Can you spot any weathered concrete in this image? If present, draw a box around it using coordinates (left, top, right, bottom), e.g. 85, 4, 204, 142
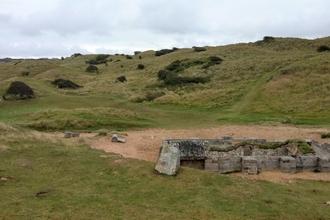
296, 156, 318, 172
64, 131, 79, 138
280, 156, 296, 173
256, 156, 280, 170
155, 144, 180, 176
218, 157, 242, 174
318, 157, 330, 172
242, 157, 258, 174
111, 134, 126, 143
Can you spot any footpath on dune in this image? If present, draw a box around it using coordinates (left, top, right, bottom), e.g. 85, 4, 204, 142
86, 125, 330, 183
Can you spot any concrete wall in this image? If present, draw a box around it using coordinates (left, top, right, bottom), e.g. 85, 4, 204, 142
162, 138, 329, 174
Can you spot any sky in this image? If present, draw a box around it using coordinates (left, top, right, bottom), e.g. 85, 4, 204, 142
1, 0, 330, 58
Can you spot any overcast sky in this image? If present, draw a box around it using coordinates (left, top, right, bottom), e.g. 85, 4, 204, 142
1, 0, 330, 58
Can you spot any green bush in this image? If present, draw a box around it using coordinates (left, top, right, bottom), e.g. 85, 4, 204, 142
155, 48, 178, 56
21, 71, 30, 76
52, 79, 82, 89
116, 76, 127, 82
193, 47, 206, 52
95, 54, 110, 61
164, 76, 210, 86
2, 81, 34, 100
165, 60, 183, 72
126, 55, 133, 60
72, 53, 82, 57
86, 65, 99, 73
317, 45, 330, 52
202, 56, 223, 69
157, 69, 175, 81
263, 36, 275, 42
134, 51, 141, 55
145, 91, 165, 101
321, 133, 330, 138
137, 64, 145, 70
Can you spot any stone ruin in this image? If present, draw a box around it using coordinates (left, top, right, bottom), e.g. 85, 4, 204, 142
156, 136, 330, 175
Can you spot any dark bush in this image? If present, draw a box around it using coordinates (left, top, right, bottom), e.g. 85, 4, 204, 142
155, 48, 176, 56
134, 51, 141, 55
96, 54, 110, 61
193, 47, 206, 52
137, 64, 145, 70
52, 78, 82, 89
146, 91, 165, 101
21, 71, 30, 76
263, 36, 275, 42
139, 56, 142, 59
86, 65, 99, 73
3, 81, 34, 100
202, 56, 223, 69
157, 69, 175, 81
165, 60, 183, 72
126, 55, 133, 59
85, 59, 99, 65
61, 57, 65, 60
317, 45, 330, 52
116, 76, 127, 82
72, 53, 82, 57
321, 133, 330, 138
164, 76, 210, 86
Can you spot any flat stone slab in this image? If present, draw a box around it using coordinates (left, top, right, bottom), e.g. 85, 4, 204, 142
111, 134, 126, 143
155, 144, 180, 176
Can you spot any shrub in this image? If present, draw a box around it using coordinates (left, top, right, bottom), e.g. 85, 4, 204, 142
193, 47, 206, 52
51, 78, 82, 89
146, 91, 165, 101
321, 133, 330, 138
95, 54, 110, 61
86, 65, 99, 73
137, 64, 145, 70
155, 48, 177, 56
317, 45, 330, 52
164, 76, 210, 86
72, 53, 82, 57
85, 59, 99, 65
134, 51, 141, 55
263, 36, 275, 42
2, 81, 34, 100
116, 76, 127, 82
139, 56, 142, 59
157, 69, 175, 81
126, 55, 133, 60
202, 56, 223, 69
21, 71, 30, 76
165, 60, 183, 72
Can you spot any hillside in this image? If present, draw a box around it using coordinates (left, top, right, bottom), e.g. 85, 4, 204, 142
1, 36, 330, 130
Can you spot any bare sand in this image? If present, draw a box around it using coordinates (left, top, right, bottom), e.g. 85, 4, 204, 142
86, 125, 330, 183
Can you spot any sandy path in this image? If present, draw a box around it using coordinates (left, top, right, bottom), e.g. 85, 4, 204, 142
87, 125, 330, 183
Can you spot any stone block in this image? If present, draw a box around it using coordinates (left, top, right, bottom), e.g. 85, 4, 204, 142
256, 156, 280, 170
218, 157, 242, 173
280, 156, 296, 173
155, 144, 180, 176
242, 156, 258, 174
318, 157, 330, 172
296, 156, 318, 172
204, 158, 218, 173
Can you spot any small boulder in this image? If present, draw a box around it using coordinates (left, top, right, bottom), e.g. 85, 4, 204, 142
155, 144, 180, 175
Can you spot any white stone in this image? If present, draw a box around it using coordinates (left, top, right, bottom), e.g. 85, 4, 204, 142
155, 144, 180, 176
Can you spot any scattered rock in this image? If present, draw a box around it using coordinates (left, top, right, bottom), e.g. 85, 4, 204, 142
324, 201, 330, 206
111, 134, 126, 143
64, 131, 80, 138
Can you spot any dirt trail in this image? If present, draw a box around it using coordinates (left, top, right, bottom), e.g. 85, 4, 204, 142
86, 125, 330, 183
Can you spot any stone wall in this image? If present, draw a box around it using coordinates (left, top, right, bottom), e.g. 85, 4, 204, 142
162, 138, 330, 174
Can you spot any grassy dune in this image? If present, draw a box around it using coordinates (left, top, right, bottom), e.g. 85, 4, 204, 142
1, 37, 330, 219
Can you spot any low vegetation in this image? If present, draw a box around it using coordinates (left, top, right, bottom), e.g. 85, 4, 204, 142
2, 81, 34, 100
52, 78, 82, 89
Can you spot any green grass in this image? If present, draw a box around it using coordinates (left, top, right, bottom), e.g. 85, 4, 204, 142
1, 126, 330, 219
